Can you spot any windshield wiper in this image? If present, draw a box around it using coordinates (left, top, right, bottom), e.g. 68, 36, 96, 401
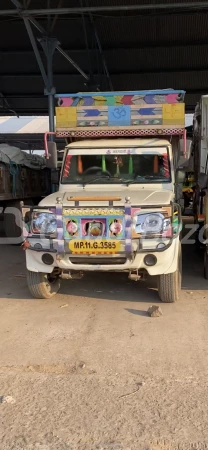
83, 175, 125, 186
83, 175, 111, 186
141, 175, 167, 179
126, 175, 167, 185
125, 176, 146, 185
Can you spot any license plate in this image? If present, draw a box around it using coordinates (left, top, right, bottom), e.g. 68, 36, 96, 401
69, 239, 120, 254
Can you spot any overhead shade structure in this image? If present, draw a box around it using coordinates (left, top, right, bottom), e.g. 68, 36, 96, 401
0, 114, 193, 132
0, 116, 60, 150
0, 113, 193, 150
0, 116, 50, 134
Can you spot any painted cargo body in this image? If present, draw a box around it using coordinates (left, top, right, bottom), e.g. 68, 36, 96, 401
55, 89, 185, 135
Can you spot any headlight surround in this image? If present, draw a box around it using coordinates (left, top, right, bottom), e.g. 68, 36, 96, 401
31, 211, 57, 235
134, 212, 172, 236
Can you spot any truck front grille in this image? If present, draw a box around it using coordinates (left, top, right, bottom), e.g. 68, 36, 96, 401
69, 257, 127, 265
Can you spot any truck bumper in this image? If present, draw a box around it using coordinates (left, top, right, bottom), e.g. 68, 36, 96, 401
25, 237, 180, 276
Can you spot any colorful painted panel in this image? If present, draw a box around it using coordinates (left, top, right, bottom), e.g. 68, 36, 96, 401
56, 90, 185, 107
63, 214, 125, 240
162, 103, 185, 125
76, 106, 108, 127
55, 90, 185, 131
56, 106, 77, 128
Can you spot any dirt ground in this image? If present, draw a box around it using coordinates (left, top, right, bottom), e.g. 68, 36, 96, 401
0, 238, 208, 450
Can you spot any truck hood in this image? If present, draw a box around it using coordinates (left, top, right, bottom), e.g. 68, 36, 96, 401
39, 188, 173, 207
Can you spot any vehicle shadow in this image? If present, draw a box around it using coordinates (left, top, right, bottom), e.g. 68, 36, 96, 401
182, 242, 208, 290
61, 271, 160, 303
0, 240, 206, 303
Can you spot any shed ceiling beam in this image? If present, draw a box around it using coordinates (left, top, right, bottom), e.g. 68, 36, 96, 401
0, 92, 17, 116
4, 41, 208, 54
2, 67, 208, 77
88, 8, 113, 90
55, 47, 89, 80
50, 0, 63, 33
4, 2, 208, 16
4, 90, 203, 95
23, 18, 49, 89
29, 13, 90, 80
10, 0, 89, 81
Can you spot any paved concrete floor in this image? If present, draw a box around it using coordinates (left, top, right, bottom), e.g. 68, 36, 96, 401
0, 240, 207, 450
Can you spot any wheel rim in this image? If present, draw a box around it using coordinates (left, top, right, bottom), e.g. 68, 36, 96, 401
45, 272, 59, 288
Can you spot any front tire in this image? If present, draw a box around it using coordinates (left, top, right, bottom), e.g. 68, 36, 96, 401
26, 269, 61, 299
157, 243, 182, 303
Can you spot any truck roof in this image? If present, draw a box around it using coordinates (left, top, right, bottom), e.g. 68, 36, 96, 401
56, 89, 185, 98
66, 138, 171, 148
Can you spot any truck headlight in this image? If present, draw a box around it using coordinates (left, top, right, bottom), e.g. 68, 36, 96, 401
134, 213, 170, 235
32, 212, 57, 235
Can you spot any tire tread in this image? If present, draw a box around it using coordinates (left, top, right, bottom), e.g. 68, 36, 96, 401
157, 243, 182, 303
26, 270, 60, 299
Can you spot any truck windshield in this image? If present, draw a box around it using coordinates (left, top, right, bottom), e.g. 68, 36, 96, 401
61, 147, 171, 184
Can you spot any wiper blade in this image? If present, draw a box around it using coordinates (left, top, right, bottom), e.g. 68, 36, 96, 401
125, 176, 146, 185
83, 175, 110, 186
142, 175, 166, 179
126, 175, 167, 185
83, 176, 125, 186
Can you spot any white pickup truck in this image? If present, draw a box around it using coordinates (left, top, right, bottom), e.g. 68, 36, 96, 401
22, 89, 189, 302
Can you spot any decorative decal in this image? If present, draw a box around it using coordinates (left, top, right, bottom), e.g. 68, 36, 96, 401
65, 218, 79, 237
162, 103, 185, 125
63, 208, 124, 216
109, 218, 123, 237
108, 105, 131, 126
56, 106, 77, 128
81, 219, 106, 237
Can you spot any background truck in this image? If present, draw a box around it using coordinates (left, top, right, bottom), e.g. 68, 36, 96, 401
0, 144, 51, 241
22, 89, 191, 302
192, 95, 208, 278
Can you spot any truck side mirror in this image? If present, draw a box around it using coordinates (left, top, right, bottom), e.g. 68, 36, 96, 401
177, 138, 192, 169
176, 170, 186, 183
46, 141, 57, 169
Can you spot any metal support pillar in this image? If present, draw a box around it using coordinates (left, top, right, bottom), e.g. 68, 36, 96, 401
39, 37, 58, 135
23, 18, 49, 90
23, 17, 56, 135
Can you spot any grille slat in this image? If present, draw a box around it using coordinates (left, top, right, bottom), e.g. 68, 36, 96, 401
69, 257, 127, 265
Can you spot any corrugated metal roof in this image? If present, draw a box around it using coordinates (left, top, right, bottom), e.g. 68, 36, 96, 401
0, 0, 207, 114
